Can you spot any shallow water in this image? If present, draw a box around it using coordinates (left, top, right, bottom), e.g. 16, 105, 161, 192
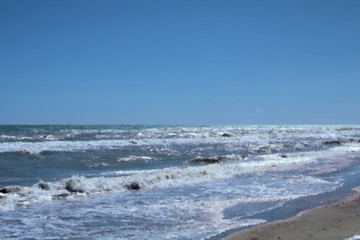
1, 125, 360, 239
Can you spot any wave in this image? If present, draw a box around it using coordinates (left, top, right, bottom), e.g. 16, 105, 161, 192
0, 138, 211, 154
0, 134, 358, 155
2, 144, 359, 211
1, 125, 359, 143
0, 136, 284, 154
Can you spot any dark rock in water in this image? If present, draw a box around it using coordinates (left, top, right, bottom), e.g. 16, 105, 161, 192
38, 181, 50, 190
129, 140, 137, 144
165, 175, 175, 180
0, 188, 9, 194
323, 140, 342, 145
279, 154, 288, 158
190, 158, 219, 164
65, 181, 84, 193
221, 133, 231, 137
52, 193, 70, 200
256, 147, 270, 154
125, 181, 141, 191
0, 186, 22, 194
189, 156, 230, 165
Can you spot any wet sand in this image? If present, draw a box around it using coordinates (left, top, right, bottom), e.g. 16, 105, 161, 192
225, 188, 360, 240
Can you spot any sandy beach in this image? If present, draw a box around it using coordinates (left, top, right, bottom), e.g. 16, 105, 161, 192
225, 187, 360, 240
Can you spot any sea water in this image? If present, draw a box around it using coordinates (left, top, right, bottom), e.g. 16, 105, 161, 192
0, 125, 360, 239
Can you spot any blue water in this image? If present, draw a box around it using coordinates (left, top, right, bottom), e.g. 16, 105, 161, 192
1, 125, 360, 239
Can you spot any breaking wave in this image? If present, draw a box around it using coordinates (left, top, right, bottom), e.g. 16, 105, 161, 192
2, 143, 359, 211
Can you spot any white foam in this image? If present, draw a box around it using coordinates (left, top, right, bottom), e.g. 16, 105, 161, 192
344, 235, 360, 240
116, 156, 152, 162
1, 125, 359, 154
2, 143, 357, 211
0, 137, 222, 154
2, 125, 360, 239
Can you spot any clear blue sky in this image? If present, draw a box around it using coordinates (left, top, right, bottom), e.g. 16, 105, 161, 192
1, 0, 359, 125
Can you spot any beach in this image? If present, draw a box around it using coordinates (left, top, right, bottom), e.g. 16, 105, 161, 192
1, 125, 360, 239
225, 187, 360, 240
2, 0, 360, 239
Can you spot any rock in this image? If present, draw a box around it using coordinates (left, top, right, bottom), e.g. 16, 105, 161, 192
0, 188, 9, 194
323, 140, 342, 145
52, 193, 70, 200
0, 186, 22, 194
125, 181, 141, 191
165, 175, 175, 180
221, 133, 231, 137
190, 158, 219, 164
279, 154, 288, 158
189, 156, 229, 165
65, 180, 84, 193
37, 181, 50, 190
256, 147, 270, 154
129, 141, 137, 144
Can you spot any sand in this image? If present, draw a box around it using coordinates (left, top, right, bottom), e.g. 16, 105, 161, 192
225, 188, 360, 240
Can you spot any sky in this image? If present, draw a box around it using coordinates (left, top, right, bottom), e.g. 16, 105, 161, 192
1, 0, 359, 125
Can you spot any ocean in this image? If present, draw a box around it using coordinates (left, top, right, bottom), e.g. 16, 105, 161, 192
1, 125, 360, 239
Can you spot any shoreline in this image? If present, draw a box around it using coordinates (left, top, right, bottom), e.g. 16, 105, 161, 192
224, 187, 360, 240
